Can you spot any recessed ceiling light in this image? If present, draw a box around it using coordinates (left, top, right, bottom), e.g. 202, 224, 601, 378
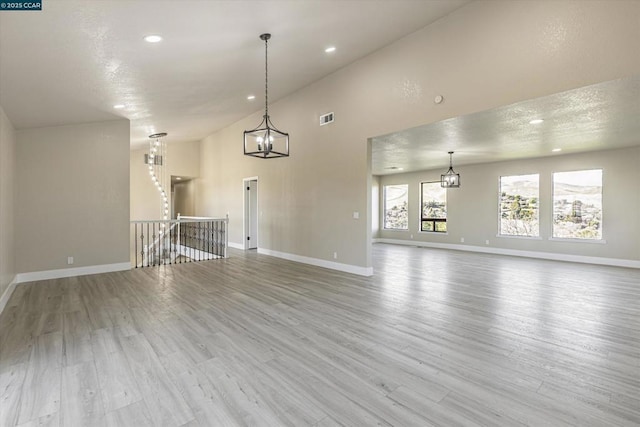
144, 35, 163, 43
247, 95, 255, 100
113, 104, 125, 109
529, 119, 544, 124
552, 148, 562, 152
176, 177, 182, 180
325, 46, 336, 53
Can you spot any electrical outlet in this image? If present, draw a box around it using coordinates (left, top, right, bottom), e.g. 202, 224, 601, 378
67, 256, 74, 265
485, 240, 490, 245
352, 211, 359, 219
410, 234, 414, 239
333, 252, 338, 259
460, 237, 465, 243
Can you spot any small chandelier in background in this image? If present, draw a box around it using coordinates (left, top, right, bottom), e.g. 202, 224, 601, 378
244, 33, 289, 159
147, 132, 170, 222
441, 151, 460, 188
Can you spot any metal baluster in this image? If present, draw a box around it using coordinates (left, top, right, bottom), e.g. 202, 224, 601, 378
134, 223, 138, 268
170, 221, 173, 264
152, 222, 156, 267
162, 221, 165, 265
140, 224, 145, 267
224, 218, 228, 258
142, 223, 151, 267
214, 220, 219, 258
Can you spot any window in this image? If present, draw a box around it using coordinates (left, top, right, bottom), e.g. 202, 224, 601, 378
553, 169, 602, 239
499, 174, 539, 237
383, 184, 408, 229
420, 182, 447, 232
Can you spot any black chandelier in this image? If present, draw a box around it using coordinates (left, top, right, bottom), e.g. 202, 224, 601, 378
243, 33, 289, 159
441, 151, 460, 188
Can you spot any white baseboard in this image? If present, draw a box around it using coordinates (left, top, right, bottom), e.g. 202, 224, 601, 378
16, 262, 132, 284
258, 248, 373, 277
228, 242, 244, 250
375, 238, 640, 269
0, 276, 18, 314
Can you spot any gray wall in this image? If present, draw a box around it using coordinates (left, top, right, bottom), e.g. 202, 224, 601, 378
195, 1, 640, 271
16, 120, 130, 273
378, 147, 640, 263
173, 180, 196, 218
0, 106, 16, 298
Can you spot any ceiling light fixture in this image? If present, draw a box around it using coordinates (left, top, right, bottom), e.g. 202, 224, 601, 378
144, 35, 163, 43
325, 46, 336, 53
247, 95, 255, 100
147, 132, 169, 222
529, 119, 544, 124
552, 148, 562, 152
441, 151, 460, 188
243, 33, 289, 159
113, 104, 125, 109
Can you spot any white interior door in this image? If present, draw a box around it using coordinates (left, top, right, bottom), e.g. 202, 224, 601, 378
244, 178, 258, 249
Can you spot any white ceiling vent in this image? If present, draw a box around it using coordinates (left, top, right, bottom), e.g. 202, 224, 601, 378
320, 112, 334, 126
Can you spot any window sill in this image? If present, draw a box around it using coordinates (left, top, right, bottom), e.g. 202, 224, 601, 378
382, 228, 409, 232
496, 234, 542, 240
419, 231, 448, 235
548, 237, 607, 244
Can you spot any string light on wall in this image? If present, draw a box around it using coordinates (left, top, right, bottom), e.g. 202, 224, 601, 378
243, 33, 290, 158
440, 151, 461, 188
147, 132, 170, 226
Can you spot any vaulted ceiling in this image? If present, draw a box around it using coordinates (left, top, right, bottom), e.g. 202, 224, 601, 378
0, 0, 469, 148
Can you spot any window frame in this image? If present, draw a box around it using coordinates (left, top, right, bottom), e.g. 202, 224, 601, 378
551, 169, 603, 241
498, 173, 540, 238
419, 181, 447, 233
383, 184, 409, 230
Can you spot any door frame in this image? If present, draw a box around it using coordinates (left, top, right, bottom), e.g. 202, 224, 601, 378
242, 176, 259, 250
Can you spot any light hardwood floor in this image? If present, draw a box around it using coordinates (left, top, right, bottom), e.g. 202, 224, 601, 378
1, 244, 639, 426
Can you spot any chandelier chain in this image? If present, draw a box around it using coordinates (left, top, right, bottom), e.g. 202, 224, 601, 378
264, 36, 268, 119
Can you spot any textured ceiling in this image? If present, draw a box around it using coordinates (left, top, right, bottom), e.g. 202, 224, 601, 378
0, 0, 469, 148
372, 75, 640, 175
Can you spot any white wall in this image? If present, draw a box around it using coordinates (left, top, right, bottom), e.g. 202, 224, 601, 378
0, 105, 16, 301
378, 148, 640, 264
16, 120, 130, 274
196, 1, 640, 273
